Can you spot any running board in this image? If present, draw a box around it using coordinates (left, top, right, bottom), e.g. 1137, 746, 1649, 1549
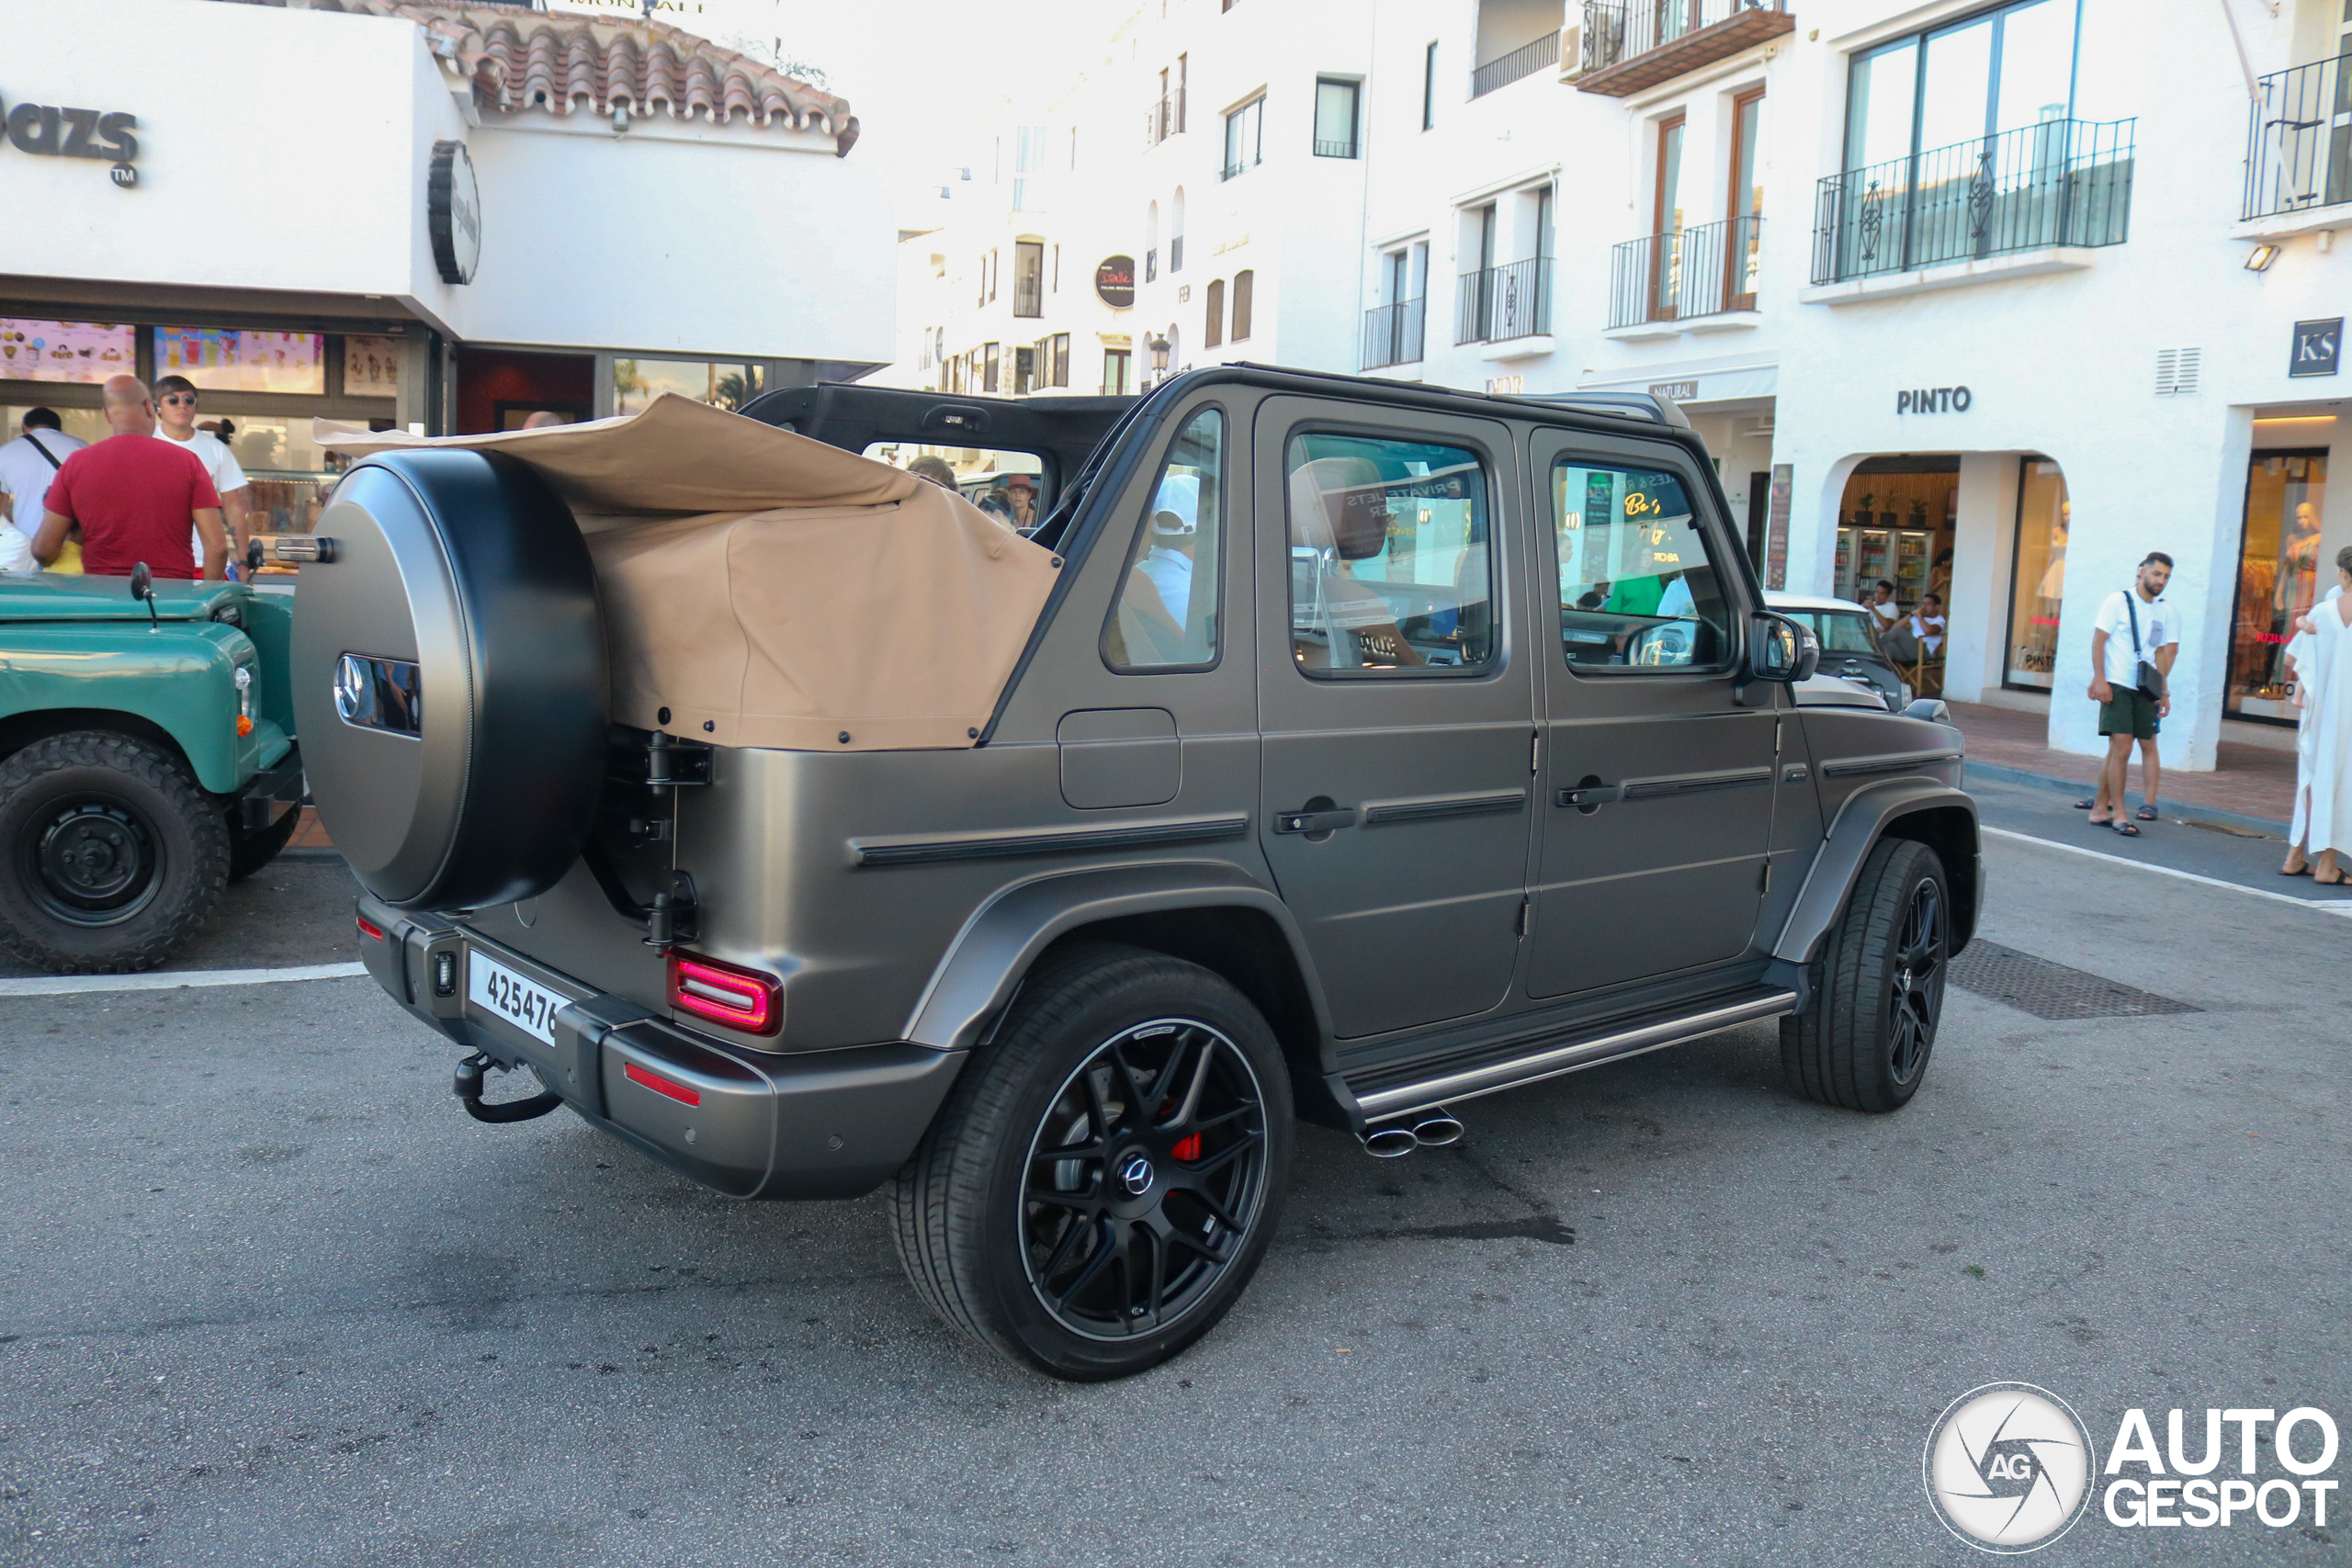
1347, 989, 1799, 1121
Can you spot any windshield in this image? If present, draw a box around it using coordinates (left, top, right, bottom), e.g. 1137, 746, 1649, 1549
1785, 608, 1884, 656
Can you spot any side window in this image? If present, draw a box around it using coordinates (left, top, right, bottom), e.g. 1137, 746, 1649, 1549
1106, 408, 1224, 671
1286, 432, 1493, 674
1553, 459, 1731, 669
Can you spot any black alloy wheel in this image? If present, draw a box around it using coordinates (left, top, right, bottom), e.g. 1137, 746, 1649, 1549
891, 943, 1295, 1380
1887, 877, 1946, 1088
1780, 836, 1950, 1113
1020, 1018, 1272, 1341
0, 731, 230, 974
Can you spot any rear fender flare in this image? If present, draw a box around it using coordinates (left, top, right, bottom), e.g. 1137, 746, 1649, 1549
1772, 780, 1980, 965
903, 861, 1333, 1053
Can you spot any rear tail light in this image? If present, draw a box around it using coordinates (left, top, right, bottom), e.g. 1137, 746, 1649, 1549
667, 953, 782, 1035
356, 914, 385, 942
624, 1060, 702, 1106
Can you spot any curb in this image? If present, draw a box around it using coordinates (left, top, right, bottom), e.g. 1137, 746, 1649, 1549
1963, 760, 2290, 838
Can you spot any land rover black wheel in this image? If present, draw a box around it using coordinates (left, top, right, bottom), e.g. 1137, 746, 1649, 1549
0, 732, 230, 974
891, 943, 1293, 1380
226, 803, 302, 882
1781, 837, 1949, 1113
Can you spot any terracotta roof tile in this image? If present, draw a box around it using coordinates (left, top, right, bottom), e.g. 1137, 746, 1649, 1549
216, 0, 860, 154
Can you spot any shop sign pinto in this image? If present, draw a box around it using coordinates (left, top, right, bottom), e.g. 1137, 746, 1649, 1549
1, 96, 139, 186
1897, 385, 1974, 414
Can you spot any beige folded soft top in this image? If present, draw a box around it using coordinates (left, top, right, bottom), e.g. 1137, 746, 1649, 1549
316, 394, 1059, 751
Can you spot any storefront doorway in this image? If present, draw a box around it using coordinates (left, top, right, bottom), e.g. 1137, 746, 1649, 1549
2003, 456, 2070, 690
2229, 447, 2328, 724
1832, 457, 1958, 608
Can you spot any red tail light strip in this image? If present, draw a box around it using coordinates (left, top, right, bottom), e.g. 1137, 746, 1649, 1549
623, 1060, 702, 1107
667, 953, 782, 1036
356, 915, 386, 942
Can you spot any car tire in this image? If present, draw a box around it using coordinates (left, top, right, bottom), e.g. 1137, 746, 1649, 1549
1780, 837, 1949, 1113
0, 731, 230, 974
227, 804, 302, 882
889, 942, 1294, 1380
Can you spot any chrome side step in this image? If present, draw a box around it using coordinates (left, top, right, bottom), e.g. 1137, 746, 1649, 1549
1350, 990, 1799, 1121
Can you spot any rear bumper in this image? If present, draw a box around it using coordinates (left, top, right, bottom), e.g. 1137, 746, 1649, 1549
356, 896, 966, 1199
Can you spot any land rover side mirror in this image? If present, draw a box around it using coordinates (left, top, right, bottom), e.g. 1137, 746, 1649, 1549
1748, 612, 1818, 684
129, 561, 159, 632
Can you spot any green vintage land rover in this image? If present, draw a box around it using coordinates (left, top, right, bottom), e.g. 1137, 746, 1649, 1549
0, 571, 307, 972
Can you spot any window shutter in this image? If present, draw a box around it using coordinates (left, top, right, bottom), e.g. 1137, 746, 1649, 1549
2154, 346, 2200, 396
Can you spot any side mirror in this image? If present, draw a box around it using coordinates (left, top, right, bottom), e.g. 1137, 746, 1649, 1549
1747, 612, 1819, 684
245, 537, 266, 576
129, 561, 159, 631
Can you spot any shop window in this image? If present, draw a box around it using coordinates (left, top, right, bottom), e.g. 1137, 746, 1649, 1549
983, 344, 1001, 393
1013, 346, 1035, 395
2230, 449, 2329, 722
1107, 407, 1225, 671
0, 319, 135, 384
1204, 280, 1227, 348
1013, 242, 1045, 318
1045, 333, 1070, 389
612, 358, 764, 417
2003, 457, 2070, 690
1102, 347, 1134, 396
1553, 459, 1731, 670
1831, 460, 1957, 608
1286, 431, 1494, 674
1231, 272, 1254, 341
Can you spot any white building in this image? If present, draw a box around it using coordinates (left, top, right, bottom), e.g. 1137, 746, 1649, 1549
6, 0, 889, 528
888, 0, 2352, 775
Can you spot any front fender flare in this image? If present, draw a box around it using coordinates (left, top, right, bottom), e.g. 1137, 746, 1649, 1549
903, 860, 1332, 1052
1772, 779, 1980, 966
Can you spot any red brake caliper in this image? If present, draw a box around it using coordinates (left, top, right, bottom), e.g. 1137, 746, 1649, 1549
1171, 1134, 1201, 1162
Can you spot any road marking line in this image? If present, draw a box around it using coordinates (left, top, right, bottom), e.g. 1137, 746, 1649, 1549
0, 961, 368, 998
1981, 826, 2352, 916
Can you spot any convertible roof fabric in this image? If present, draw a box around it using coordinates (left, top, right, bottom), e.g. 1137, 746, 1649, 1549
316, 395, 1058, 751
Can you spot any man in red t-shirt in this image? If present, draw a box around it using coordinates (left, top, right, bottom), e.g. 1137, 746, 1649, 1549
32, 375, 226, 580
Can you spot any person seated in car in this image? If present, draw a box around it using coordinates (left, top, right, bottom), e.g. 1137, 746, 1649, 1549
1290, 456, 1424, 670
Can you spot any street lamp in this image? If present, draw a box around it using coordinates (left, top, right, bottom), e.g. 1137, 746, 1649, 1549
1148, 333, 1171, 387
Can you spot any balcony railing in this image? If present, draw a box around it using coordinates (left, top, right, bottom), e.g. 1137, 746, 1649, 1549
1577, 0, 1793, 97
1363, 297, 1427, 369
2245, 55, 2352, 220
1012, 278, 1043, 319
1608, 215, 1761, 328
1810, 118, 2135, 285
1471, 29, 1561, 97
1145, 90, 1186, 147
1455, 257, 1553, 344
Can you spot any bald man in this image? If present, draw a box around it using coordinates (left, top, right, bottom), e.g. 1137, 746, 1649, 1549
519, 410, 568, 429
32, 375, 227, 580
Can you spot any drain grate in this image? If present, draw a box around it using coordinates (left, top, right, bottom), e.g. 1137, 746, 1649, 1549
1948, 940, 2200, 1021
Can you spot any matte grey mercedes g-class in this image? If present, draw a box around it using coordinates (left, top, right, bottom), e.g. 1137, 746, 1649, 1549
295, 367, 1976, 1380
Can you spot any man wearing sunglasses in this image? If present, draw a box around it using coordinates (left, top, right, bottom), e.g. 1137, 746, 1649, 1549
152, 375, 251, 560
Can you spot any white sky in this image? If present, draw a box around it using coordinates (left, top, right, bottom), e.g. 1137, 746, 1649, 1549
548, 0, 1101, 227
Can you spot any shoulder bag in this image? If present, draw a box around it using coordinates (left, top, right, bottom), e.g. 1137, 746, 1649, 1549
2126, 592, 2166, 701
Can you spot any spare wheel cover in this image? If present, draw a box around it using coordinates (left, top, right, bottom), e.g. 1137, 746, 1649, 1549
289, 449, 606, 910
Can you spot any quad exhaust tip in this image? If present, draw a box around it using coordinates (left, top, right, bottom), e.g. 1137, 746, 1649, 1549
1358, 1109, 1464, 1157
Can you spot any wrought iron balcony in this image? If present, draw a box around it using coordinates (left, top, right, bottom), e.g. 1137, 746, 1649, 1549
1810, 118, 2135, 286
1363, 297, 1427, 369
1576, 0, 1792, 97
1608, 216, 1761, 328
1145, 90, 1186, 148
1455, 258, 1552, 345
2245, 55, 2352, 220
1472, 30, 1562, 97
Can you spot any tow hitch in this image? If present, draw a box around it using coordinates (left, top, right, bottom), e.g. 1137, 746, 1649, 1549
454, 1051, 564, 1123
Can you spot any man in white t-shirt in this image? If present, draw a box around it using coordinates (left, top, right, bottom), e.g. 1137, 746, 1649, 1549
0, 409, 89, 573
1908, 591, 1947, 656
152, 376, 250, 568
2086, 551, 2177, 835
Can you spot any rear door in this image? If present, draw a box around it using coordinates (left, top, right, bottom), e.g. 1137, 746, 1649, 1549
1252, 396, 1535, 1040
1526, 428, 1779, 998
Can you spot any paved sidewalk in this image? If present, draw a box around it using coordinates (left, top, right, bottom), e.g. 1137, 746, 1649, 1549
1946, 700, 2294, 828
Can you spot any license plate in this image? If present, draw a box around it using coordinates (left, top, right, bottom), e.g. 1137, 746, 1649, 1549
468, 950, 566, 1044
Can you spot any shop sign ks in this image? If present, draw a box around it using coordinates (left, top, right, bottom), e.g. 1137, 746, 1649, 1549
0, 96, 140, 186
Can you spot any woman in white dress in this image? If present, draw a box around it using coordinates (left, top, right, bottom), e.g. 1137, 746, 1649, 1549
2287, 547, 2352, 882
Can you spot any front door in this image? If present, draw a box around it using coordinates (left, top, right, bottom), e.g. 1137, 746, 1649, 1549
1528, 432, 1779, 998
1253, 397, 1535, 1040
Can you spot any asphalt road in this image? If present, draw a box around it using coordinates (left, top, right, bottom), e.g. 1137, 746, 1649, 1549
1, 831, 2346, 1566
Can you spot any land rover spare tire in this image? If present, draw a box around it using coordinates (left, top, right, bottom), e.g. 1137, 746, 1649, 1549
290, 449, 606, 911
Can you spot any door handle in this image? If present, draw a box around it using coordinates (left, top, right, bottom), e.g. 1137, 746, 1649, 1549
1554, 784, 1619, 809
1272, 806, 1358, 835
